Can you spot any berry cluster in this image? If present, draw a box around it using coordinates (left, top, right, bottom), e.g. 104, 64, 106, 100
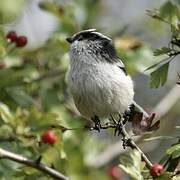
6, 31, 28, 48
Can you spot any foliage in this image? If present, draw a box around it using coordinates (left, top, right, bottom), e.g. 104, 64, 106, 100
0, 0, 179, 179
119, 150, 144, 180
0, 1, 105, 179
146, 1, 180, 88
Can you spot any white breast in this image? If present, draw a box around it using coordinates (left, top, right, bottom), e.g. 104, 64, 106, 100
67, 54, 134, 119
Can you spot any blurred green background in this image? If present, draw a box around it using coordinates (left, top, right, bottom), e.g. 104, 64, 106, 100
0, 0, 179, 179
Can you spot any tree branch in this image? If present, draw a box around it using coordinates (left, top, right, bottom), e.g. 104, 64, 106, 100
118, 120, 153, 169
88, 119, 153, 169
0, 148, 68, 180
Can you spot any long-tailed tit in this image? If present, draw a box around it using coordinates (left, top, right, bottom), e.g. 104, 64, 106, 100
66, 29, 135, 128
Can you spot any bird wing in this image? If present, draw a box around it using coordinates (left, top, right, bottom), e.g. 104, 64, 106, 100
115, 57, 127, 75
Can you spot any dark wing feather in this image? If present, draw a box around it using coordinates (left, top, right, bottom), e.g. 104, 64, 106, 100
116, 58, 127, 75
100, 40, 127, 75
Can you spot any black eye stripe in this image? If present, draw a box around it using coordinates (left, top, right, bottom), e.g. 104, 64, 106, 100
77, 35, 83, 41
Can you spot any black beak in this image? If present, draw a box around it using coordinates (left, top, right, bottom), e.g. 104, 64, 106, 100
66, 37, 73, 43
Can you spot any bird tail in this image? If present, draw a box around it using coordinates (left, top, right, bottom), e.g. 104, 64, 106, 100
132, 100, 149, 118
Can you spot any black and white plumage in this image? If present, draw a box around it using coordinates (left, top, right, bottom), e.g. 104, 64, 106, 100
66, 29, 134, 121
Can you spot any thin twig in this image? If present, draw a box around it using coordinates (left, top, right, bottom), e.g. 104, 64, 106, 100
86, 119, 153, 169
118, 120, 153, 169
128, 139, 153, 168
0, 148, 68, 180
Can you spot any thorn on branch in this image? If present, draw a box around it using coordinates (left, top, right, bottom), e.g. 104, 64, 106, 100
51, 163, 56, 169
35, 155, 42, 164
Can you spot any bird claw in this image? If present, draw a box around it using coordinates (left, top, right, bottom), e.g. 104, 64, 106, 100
91, 115, 101, 132
114, 123, 122, 136
114, 115, 123, 136
94, 121, 101, 132
122, 138, 130, 149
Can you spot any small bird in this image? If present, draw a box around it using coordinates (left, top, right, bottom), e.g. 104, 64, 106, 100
66, 29, 135, 129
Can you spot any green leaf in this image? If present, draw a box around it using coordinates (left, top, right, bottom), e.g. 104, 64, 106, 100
0, 45, 6, 57
166, 144, 180, 159
0, 102, 13, 123
119, 150, 143, 180
6, 87, 34, 107
0, 69, 24, 88
160, 1, 180, 29
144, 136, 175, 141
38, 1, 60, 17
0, 0, 25, 24
155, 172, 173, 180
159, 155, 170, 165
171, 25, 180, 39
147, 1, 180, 29
150, 62, 169, 88
40, 88, 61, 110
154, 47, 172, 56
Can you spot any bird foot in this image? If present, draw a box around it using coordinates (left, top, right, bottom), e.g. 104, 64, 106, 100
91, 115, 101, 132
114, 114, 127, 136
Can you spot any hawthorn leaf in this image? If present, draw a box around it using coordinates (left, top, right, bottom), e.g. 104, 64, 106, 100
166, 144, 180, 159
6, 87, 34, 107
0, 102, 13, 123
150, 62, 169, 88
153, 47, 172, 56
160, 1, 180, 29
155, 172, 174, 180
119, 150, 143, 180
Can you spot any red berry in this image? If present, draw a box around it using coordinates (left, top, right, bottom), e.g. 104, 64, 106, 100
6, 31, 17, 42
15, 36, 28, 47
108, 166, 123, 180
150, 164, 164, 177
41, 129, 58, 145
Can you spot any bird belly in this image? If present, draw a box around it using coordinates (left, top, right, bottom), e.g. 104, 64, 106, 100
68, 63, 134, 119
